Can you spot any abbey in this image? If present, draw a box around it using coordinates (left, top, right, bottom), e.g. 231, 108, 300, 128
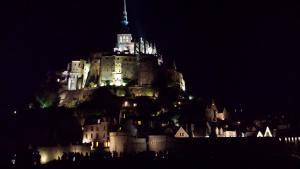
62, 0, 184, 95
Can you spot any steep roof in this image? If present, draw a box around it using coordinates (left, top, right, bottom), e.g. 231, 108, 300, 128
174, 126, 189, 138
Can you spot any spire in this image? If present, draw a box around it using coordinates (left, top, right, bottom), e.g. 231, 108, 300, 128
121, 0, 129, 26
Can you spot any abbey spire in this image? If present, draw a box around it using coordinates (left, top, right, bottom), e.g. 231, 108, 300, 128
114, 0, 158, 55
121, 0, 129, 27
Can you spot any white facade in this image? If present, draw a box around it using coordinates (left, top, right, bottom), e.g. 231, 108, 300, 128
114, 34, 135, 54
68, 60, 90, 90
82, 122, 110, 149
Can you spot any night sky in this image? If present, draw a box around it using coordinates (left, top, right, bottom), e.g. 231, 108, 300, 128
1, 0, 300, 119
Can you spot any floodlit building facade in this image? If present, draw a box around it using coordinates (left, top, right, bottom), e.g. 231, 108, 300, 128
60, 0, 184, 93
82, 120, 110, 149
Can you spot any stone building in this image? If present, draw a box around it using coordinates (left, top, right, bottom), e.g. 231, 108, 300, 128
59, 0, 185, 96
82, 119, 110, 149
109, 132, 170, 156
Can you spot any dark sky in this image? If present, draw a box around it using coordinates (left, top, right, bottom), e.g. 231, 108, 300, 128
1, 0, 300, 118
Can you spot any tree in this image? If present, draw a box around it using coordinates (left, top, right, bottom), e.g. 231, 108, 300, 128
35, 71, 60, 108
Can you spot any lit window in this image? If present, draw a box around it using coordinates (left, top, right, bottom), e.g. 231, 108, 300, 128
104, 141, 110, 147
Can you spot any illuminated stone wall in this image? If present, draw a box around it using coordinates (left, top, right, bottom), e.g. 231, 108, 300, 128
148, 135, 167, 152
64, 53, 185, 95
120, 56, 138, 80
38, 145, 90, 164
87, 58, 101, 87
165, 69, 186, 91
99, 55, 138, 86
68, 60, 90, 90
109, 132, 128, 155
127, 138, 147, 153
100, 56, 114, 83
109, 133, 166, 155
59, 89, 95, 108
82, 63, 90, 88
128, 86, 158, 97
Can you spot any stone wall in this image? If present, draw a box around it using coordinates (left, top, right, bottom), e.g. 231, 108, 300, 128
59, 89, 95, 108
138, 56, 158, 86
148, 135, 168, 152
38, 145, 90, 164
109, 132, 128, 155
109, 133, 169, 155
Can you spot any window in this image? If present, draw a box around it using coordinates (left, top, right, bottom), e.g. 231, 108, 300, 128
85, 134, 88, 139
91, 127, 94, 131
137, 121, 142, 125
91, 133, 93, 139
96, 133, 99, 139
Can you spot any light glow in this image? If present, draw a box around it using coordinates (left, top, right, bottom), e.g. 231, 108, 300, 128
115, 80, 122, 86
40, 153, 48, 164
137, 121, 142, 125
100, 82, 106, 86
104, 141, 110, 147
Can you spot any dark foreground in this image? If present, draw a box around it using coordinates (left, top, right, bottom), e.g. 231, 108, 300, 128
2, 138, 300, 169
